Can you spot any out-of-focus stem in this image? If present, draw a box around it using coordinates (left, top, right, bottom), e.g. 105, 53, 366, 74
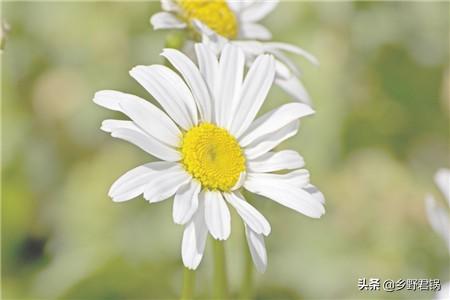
212, 239, 228, 299
181, 267, 195, 300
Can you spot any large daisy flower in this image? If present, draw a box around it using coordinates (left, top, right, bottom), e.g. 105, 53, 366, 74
425, 168, 450, 299
94, 43, 325, 272
150, 0, 318, 104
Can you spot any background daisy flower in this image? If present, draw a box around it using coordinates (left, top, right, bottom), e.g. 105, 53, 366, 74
151, 0, 318, 104
93, 43, 325, 272
151, 0, 278, 40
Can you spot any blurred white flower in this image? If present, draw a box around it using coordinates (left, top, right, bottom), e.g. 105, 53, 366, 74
150, 0, 319, 104
425, 168, 450, 300
94, 43, 325, 272
151, 0, 278, 40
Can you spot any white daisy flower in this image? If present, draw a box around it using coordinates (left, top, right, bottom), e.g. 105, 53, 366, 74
150, 0, 318, 104
151, 0, 278, 41
425, 168, 450, 300
94, 43, 325, 272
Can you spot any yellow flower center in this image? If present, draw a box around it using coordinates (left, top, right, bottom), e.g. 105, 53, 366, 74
181, 123, 245, 191
177, 0, 238, 39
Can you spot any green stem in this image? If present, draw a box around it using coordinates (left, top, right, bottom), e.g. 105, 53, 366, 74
181, 268, 195, 300
212, 239, 228, 299
239, 231, 253, 300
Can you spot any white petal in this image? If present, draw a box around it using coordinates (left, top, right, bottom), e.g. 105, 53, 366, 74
216, 44, 245, 128
435, 168, 450, 205
182, 202, 208, 270
227, 0, 252, 13
229, 54, 275, 137
303, 184, 325, 205
231, 40, 265, 56
224, 192, 270, 235
109, 161, 176, 202
95, 90, 182, 146
194, 43, 220, 110
193, 20, 228, 55
161, 0, 179, 12
425, 194, 450, 251
247, 169, 310, 189
244, 120, 298, 160
161, 48, 212, 122
143, 165, 190, 202
150, 12, 186, 30
268, 48, 301, 78
275, 76, 312, 105
105, 121, 181, 162
204, 191, 231, 240
245, 225, 267, 273
247, 150, 304, 173
239, 0, 278, 22
173, 180, 201, 225
264, 42, 319, 66
129, 65, 198, 130
240, 23, 272, 40
274, 57, 293, 80
240, 102, 314, 146
244, 176, 325, 218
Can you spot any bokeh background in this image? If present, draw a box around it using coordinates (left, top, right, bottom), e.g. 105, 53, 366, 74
2, 1, 449, 299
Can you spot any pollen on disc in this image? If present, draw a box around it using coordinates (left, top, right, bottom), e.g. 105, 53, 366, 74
180, 123, 245, 191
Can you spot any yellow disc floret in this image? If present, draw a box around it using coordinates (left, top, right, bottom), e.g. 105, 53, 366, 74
181, 123, 245, 191
177, 0, 238, 39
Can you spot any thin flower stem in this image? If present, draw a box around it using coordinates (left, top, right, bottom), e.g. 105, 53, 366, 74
212, 239, 228, 299
181, 268, 195, 300
239, 230, 253, 300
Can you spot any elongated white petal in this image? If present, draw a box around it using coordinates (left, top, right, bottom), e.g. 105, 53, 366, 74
182, 202, 208, 270
224, 192, 270, 235
109, 161, 176, 202
161, 48, 212, 122
434, 168, 450, 205
247, 150, 304, 173
274, 57, 292, 80
98, 92, 182, 147
195, 43, 219, 112
240, 23, 272, 40
245, 225, 267, 273
244, 177, 325, 218
216, 44, 245, 128
229, 54, 275, 137
247, 169, 310, 189
193, 20, 227, 56
240, 103, 314, 146
425, 194, 450, 252
268, 48, 300, 77
173, 180, 201, 225
204, 191, 231, 240
106, 121, 180, 162
94, 91, 183, 144
244, 120, 298, 160
130, 65, 198, 130
150, 12, 186, 30
239, 0, 278, 22
161, 0, 179, 12
143, 165, 190, 202
275, 76, 312, 105
303, 184, 325, 205
264, 42, 319, 66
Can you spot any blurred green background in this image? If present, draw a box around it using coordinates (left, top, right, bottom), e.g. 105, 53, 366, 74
2, 1, 449, 299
